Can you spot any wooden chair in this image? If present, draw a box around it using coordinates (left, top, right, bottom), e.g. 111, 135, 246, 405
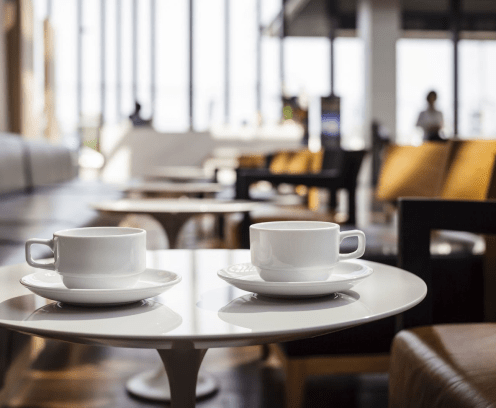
389, 198, 496, 408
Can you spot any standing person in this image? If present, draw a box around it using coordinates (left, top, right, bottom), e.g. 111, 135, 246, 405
129, 101, 151, 127
416, 91, 446, 142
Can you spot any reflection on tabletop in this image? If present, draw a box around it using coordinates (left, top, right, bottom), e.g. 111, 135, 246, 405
0, 295, 182, 337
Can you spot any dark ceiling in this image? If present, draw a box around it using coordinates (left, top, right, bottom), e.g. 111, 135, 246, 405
276, 0, 496, 36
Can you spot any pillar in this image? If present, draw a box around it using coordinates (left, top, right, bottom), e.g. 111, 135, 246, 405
0, 0, 8, 131
358, 0, 400, 145
5, 0, 36, 137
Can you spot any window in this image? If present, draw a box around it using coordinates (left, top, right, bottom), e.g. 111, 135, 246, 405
154, 0, 189, 132
459, 40, 496, 138
397, 38, 454, 144
192, 0, 224, 131
335, 37, 364, 148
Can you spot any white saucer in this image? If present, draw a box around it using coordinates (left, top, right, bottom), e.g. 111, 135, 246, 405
20, 268, 182, 306
217, 261, 373, 298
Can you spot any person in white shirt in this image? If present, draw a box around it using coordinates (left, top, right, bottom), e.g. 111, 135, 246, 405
416, 91, 446, 142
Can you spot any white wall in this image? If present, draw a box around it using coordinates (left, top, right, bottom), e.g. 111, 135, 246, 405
99, 122, 303, 183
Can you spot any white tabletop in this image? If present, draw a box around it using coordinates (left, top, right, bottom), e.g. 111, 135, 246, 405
121, 182, 225, 194
146, 166, 213, 181
0, 250, 426, 349
91, 198, 259, 215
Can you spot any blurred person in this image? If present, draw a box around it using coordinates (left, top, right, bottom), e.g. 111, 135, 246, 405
129, 101, 151, 126
416, 91, 446, 142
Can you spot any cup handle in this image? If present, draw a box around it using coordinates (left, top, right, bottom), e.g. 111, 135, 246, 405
339, 230, 366, 261
25, 238, 55, 270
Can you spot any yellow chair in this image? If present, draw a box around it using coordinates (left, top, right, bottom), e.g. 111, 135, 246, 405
269, 149, 323, 209
375, 142, 452, 202
376, 140, 496, 203
269, 149, 323, 175
440, 140, 496, 200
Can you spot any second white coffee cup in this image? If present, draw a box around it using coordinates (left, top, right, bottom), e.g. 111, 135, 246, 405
250, 221, 366, 282
25, 227, 146, 289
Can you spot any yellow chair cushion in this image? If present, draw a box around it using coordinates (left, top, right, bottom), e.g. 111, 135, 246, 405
375, 143, 452, 201
440, 140, 496, 200
309, 150, 324, 174
269, 151, 292, 174
269, 149, 324, 175
238, 154, 266, 169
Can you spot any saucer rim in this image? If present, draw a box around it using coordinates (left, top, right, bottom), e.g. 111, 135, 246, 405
217, 261, 373, 287
20, 268, 182, 294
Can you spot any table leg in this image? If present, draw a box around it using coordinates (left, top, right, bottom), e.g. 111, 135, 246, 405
217, 214, 225, 241
157, 347, 208, 408
152, 213, 191, 249
240, 212, 252, 249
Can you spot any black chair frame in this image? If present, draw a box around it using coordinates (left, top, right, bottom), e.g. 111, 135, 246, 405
235, 150, 366, 248
398, 198, 496, 329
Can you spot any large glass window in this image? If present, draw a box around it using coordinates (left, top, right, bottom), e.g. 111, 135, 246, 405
335, 37, 364, 148
193, 0, 223, 131
281, 37, 364, 149
284, 37, 330, 97
396, 38, 454, 144
135, 0, 152, 121
459, 40, 496, 138
32, 0, 367, 147
230, 0, 257, 128
81, 0, 101, 118
51, 0, 78, 135
154, 0, 189, 132
261, 36, 281, 125
283, 37, 329, 146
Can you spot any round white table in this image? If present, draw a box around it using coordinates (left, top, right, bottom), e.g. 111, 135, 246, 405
0, 250, 426, 408
121, 181, 226, 198
91, 199, 259, 249
145, 166, 214, 182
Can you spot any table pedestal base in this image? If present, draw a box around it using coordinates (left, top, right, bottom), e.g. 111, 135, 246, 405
155, 347, 209, 408
126, 367, 218, 401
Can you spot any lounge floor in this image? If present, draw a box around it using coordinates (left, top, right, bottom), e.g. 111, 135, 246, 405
3, 339, 388, 408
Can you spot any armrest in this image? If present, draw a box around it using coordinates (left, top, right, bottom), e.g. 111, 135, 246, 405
235, 168, 343, 199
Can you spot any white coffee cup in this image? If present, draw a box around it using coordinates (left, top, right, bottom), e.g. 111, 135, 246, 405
250, 221, 366, 282
25, 227, 146, 289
